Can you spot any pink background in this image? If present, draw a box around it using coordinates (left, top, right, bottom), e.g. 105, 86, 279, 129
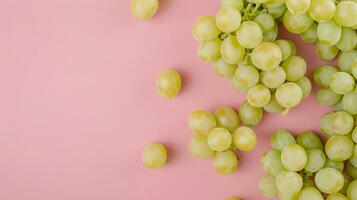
1, 0, 333, 200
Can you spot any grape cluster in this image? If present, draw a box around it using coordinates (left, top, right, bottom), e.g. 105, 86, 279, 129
188, 106, 257, 175
259, 130, 357, 200
193, 0, 311, 116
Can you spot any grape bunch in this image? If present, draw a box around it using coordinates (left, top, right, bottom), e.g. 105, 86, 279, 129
193, 0, 311, 116
259, 130, 357, 200
188, 106, 258, 175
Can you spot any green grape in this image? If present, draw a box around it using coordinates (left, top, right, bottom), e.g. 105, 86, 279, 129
333, 101, 343, 111
260, 67, 286, 89
263, 24, 278, 42
207, 127, 232, 152
304, 149, 326, 173
336, 28, 357, 51
347, 180, 357, 200
264, 95, 288, 114
193, 16, 221, 41
347, 160, 357, 178
261, 149, 285, 176
325, 158, 345, 172
156, 69, 181, 99
316, 88, 342, 106
326, 193, 349, 200
342, 89, 357, 114
281, 144, 307, 171
329, 72, 355, 95
221, 0, 244, 11
285, 0, 311, 15
341, 172, 353, 194
232, 126, 257, 151
351, 157, 357, 168
275, 82, 303, 108
255, 13, 275, 33
282, 56, 307, 82
267, 5, 287, 19
198, 38, 222, 62
236, 21, 263, 49
352, 127, 357, 143
247, 84, 271, 107
212, 150, 238, 175
298, 187, 324, 200
297, 131, 323, 150
325, 135, 354, 161
251, 42, 282, 71
338, 50, 357, 73
320, 112, 336, 137
231, 66, 259, 92
189, 110, 217, 135
212, 58, 237, 77
283, 11, 313, 33
316, 41, 339, 61
221, 36, 245, 64
315, 168, 344, 194
238, 101, 263, 125
214, 106, 239, 132
189, 135, 215, 159
317, 19, 342, 46
300, 23, 317, 43
335, 1, 357, 27
351, 59, 357, 80
295, 77, 312, 100
216, 6, 241, 33
288, 40, 297, 55
274, 39, 296, 61
258, 175, 278, 197
313, 65, 339, 87
308, 0, 336, 22
271, 130, 296, 150
142, 143, 167, 169
331, 111, 354, 135
275, 171, 303, 200
131, 0, 159, 20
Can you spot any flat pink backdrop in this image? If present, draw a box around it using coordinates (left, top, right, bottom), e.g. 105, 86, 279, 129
0, 0, 332, 200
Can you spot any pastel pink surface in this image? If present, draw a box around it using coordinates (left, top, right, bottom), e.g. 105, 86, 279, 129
0, 0, 332, 200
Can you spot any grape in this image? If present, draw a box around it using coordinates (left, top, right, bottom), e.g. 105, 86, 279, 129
221, 0, 244, 11
198, 38, 222, 62
283, 11, 313, 34
275, 82, 303, 108
207, 127, 232, 152
214, 107, 240, 132
329, 72, 355, 95
193, 16, 221, 41
336, 28, 357, 52
263, 24, 278, 42
238, 101, 263, 125
213, 58, 237, 77
282, 56, 307, 82
325, 158, 345, 172
315, 168, 344, 194
231, 66, 260, 92
213, 150, 238, 175
275, 171, 303, 200
326, 193, 349, 200
296, 77, 311, 99
325, 136, 354, 161
335, 1, 357, 27
346, 161, 357, 178
298, 187, 324, 200
271, 130, 296, 150
297, 131, 323, 150
285, 0, 311, 15
351, 157, 357, 168
189, 110, 217, 135
342, 89, 357, 114
305, 149, 326, 173
260, 67, 286, 89
333, 101, 343, 111
189, 135, 215, 159
352, 127, 357, 143
233, 126, 256, 151
313, 65, 339, 87
317, 19, 342, 46
320, 112, 336, 137
255, 13, 275, 33
331, 111, 354, 135
264, 95, 288, 114
236, 21, 263, 49
351, 60, 357, 80
308, 0, 336, 22
142, 143, 167, 169
261, 149, 285, 176
274, 39, 296, 61
220, 36, 245, 64
338, 50, 357, 73
316, 41, 339, 61
267, 5, 287, 19
216, 6, 241, 33
131, 0, 158, 20
247, 84, 271, 107
156, 69, 181, 99
316, 88, 342, 106
258, 175, 278, 197
281, 144, 307, 171
346, 180, 357, 200
251, 42, 282, 71
300, 23, 317, 43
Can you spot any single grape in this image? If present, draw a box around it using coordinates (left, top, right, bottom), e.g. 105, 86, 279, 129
316, 88, 342, 106
236, 21, 263, 49
281, 144, 307, 171
274, 39, 296, 61
346, 180, 357, 200
216, 6, 241, 33
351, 59, 357, 79
255, 13, 275, 33
300, 23, 317, 43
231, 66, 259, 92
329, 72, 355, 95
320, 112, 336, 137
261, 149, 285, 176
282, 56, 307, 82
338, 50, 357, 73
283, 11, 313, 33
142, 143, 167, 169
297, 131, 323, 150
264, 95, 288, 114
156, 69, 181, 99
258, 175, 278, 197
308, 0, 336, 22
189, 110, 217, 135
326, 194, 348, 200
247, 84, 271, 108
285, 0, 311, 15
189, 135, 215, 159
305, 149, 326, 173
221, 35, 245, 64
238, 101, 263, 125
198, 38, 222, 62
336, 28, 357, 52
267, 5, 287, 19
260, 67, 286, 89
331, 111, 354, 135
350, 157, 357, 168
213, 150, 238, 175
214, 107, 239, 132
131, 0, 158, 20
212, 58, 237, 77
263, 24, 278, 42
193, 16, 221, 41
207, 127, 232, 152
342, 89, 357, 114
271, 130, 296, 150
325, 158, 345, 172
325, 135, 354, 161
315, 41, 339, 61
315, 168, 344, 194
275, 82, 303, 108
298, 187, 324, 200
313, 65, 339, 87
233, 126, 257, 151
347, 160, 357, 178
317, 19, 342, 46
352, 127, 357, 143
295, 77, 312, 99
221, 0, 244, 11
251, 42, 282, 71
275, 171, 303, 200
335, 1, 357, 27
